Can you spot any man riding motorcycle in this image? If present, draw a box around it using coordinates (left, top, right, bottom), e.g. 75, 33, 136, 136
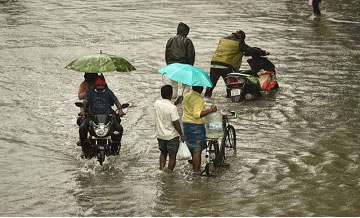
204, 29, 270, 98
79, 76, 125, 157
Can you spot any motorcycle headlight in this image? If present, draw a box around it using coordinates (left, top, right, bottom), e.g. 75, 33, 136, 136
94, 124, 110, 137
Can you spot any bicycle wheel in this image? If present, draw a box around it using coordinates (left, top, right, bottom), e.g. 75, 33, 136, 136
226, 125, 236, 151
203, 140, 216, 176
210, 140, 218, 165
214, 137, 225, 167
204, 162, 210, 175
204, 141, 212, 176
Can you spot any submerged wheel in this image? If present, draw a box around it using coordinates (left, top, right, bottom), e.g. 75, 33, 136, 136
215, 138, 225, 167
98, 150, 105, 166
231, 95, 241, 102
206, 140, 218, 172
226, 125, 236, 151
205, 163, 210, 175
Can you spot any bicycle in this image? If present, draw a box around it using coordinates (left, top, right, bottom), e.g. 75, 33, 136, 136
202, 111, 237, 176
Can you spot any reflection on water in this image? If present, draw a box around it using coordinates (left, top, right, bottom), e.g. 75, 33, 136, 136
0, 0, 359, 216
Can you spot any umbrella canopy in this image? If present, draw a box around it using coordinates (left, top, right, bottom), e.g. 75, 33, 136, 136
65, 51, 136, 73
158, 63, 213, 87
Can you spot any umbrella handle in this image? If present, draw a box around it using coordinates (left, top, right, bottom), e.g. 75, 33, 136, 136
182, 84, 191, 95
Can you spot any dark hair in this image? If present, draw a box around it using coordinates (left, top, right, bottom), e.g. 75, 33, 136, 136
84, 73, 97, 82
192, 86, 203, 94
161, 85, 173, 99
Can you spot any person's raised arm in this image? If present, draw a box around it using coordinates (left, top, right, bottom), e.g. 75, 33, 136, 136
174, 95, 183, 105
200, 105, 217, 118
239, 41, 269, 56
115, 100, 125, 117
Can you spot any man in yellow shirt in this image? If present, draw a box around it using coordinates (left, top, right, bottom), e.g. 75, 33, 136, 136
182, 86, 217, 172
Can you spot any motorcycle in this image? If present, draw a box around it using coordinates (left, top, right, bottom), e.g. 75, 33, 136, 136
75, 102, 129, 166
225, 48, 279, 102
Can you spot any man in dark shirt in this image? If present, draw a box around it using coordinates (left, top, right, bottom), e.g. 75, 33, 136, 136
79, 76, 125, 156
165, 22, 195, 66
165, 22, 195, 99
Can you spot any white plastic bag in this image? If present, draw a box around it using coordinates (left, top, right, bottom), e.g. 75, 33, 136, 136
177, 142, 192, 160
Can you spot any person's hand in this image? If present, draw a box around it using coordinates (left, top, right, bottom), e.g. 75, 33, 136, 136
180, 134, 185, 142
117, 110, 126, 117
174, 95, 183, 105
79, 111, 85, 117
265, 51, 270, 56
209, 105, 217, 113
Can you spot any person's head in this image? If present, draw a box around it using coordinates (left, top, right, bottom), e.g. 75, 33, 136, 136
177, 22, 190, 37
234, 30, 246, 41
161, 85, 173, 100
192, 86, 203, 94
93, 76, 107, 92
84, 73, 97, 82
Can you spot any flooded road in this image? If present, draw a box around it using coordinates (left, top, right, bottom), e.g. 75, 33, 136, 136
0, 0, 359, 216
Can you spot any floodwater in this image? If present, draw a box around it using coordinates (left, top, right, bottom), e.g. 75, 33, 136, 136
1, 0, 360, 216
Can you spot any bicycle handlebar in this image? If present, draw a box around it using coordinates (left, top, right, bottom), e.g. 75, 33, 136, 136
220, 111, 237, 118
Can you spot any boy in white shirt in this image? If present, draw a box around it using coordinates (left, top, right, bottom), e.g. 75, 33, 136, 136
154, 85, 184, 171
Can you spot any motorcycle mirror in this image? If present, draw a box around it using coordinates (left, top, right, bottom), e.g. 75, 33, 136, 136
121, 103, 129, 109
75, 102, 84, 107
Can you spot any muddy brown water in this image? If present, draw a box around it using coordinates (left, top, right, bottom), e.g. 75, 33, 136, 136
0, 0, 359, 216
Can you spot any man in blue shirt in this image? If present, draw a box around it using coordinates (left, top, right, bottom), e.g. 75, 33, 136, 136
79, 76, 125, 157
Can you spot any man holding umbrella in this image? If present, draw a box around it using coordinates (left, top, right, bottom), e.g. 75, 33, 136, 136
158, 63, 217, 172
66, 51, 136, 157
79, 76, 125, 157
182, 86, 217, 173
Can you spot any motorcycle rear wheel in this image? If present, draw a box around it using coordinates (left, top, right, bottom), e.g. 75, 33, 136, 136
231, 95, 241, 102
